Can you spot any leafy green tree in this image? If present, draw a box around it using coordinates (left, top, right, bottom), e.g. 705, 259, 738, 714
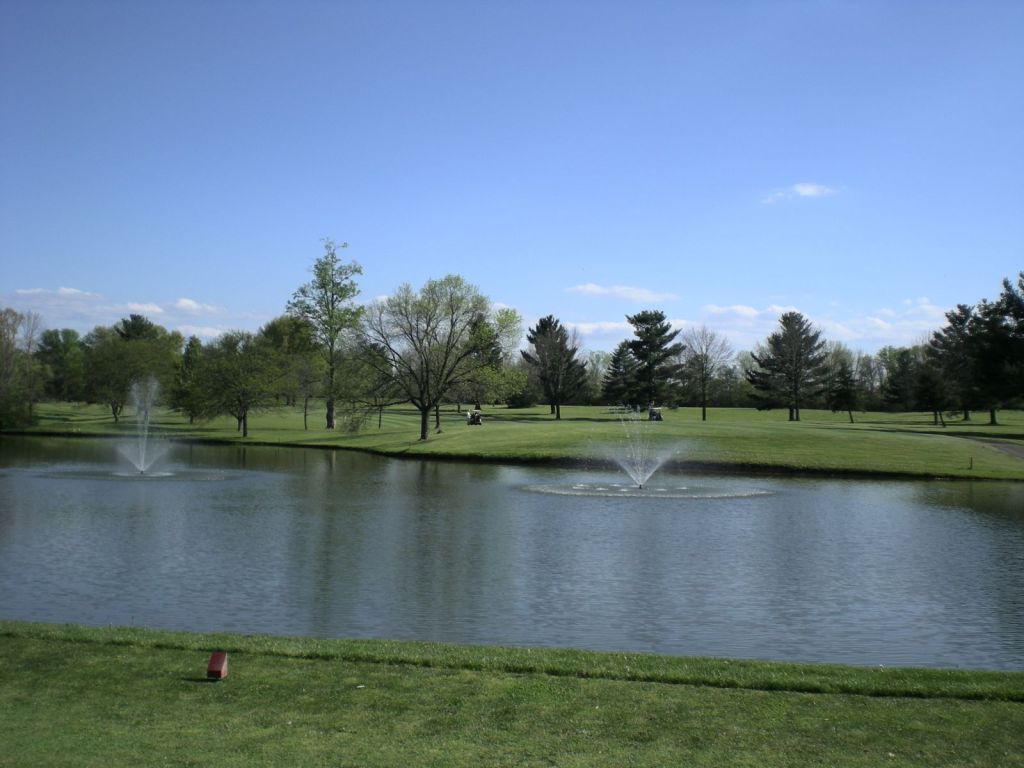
928, 304, 979, 420
915, 358, 953, 426
360, 275, 509, 441
746, 312, 826, 421
452, 308, 523, 413
826, 356, 859, 423
0, 308, 46, 428
169, 335, 206, 424
259, 314, 319, 407
503, 357, 541, 408
82, 316, 183, 422
681, 325, 733, 421
198, 331, 279, 438
82, 326, 130, 421
1001, 272, 1024, 398
968, 273, 1024, 424
287, 239, 362, 430
521, 315, 587, 420
349, 343, 407, 429
854, 352, 884, 411
881, 347, 921, 412
625, 310, 685, 407
601, 341, 639, 406
575, 349, 611, 405
36, 328, 86, 401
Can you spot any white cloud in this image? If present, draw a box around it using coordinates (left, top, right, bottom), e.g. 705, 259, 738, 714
762, 182, 838, 204
125, 302, 164, 314
566, 320, 632, 336
4, 285, 264, 341
174, 297, 222, 313
704, 303, 798, 323
57, 287, 101, 297
16, 286, 100, 298
766, 303, 801, 315
705, 303, 760, 319
567, 283, 679, 303
793, 183, 836, 198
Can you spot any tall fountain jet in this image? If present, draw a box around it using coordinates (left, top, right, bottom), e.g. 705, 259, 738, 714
122, 376, 163, 474
614, 409, 671, 488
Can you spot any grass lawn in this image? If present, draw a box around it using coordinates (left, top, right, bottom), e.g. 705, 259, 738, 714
17, 401, 1024, 480
2, 622, 1023, 767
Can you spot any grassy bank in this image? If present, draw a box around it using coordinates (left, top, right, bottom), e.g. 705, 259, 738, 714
18, 401, 1024, 480
2, 622, 1023, 767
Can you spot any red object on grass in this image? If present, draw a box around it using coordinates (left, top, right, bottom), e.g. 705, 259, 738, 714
207, 652, 228, 679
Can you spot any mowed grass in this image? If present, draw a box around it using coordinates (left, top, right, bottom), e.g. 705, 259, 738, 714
21, 401, 1024, 480
2, 622, 1023, 768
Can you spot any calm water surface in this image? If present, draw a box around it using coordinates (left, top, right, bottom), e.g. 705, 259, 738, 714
2, 436, 1023, 670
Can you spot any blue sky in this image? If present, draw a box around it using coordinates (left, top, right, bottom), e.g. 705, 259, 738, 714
2, 0, 1021, 353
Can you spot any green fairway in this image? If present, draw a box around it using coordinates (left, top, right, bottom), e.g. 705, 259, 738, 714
2, 622, 1022, 767
18, 401, 1024, 480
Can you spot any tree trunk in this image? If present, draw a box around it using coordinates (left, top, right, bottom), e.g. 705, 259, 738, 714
847, 409, 854, 424
962, 407, 971, 421
788, 406, 795, 421
549, 403, 556, 415
326, 396, 336, 429
434, 404, 441, 432
242, 413, 249, 438
303, 396, 309, 430
989, 407, 998, 426
701, 403, 707, 421
419, 407, 429, 441
555, 403, 561, 420
378, 406, 384, 429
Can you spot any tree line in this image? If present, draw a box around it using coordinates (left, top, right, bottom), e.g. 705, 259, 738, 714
1, 247, 1021, 435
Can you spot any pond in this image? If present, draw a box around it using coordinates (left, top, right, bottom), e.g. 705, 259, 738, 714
2, 436, 1023, 670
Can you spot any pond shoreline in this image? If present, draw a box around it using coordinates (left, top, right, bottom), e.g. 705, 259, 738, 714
7, 428, 1021, 483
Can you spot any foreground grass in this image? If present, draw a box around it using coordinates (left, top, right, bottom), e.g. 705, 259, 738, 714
20, 401, 1024, 480
2, 622, 1023, 767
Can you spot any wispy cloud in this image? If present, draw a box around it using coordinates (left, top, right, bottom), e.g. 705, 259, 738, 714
566, 320, 633, 336
16, 286, 100, 298
567, 283, 679, 303
4, 285, 252, 339
57, 287, 101, 298
704, 303, 800, 323
762, 182, 838, 204
125, 302, 164, 314
174, 297, 223, 313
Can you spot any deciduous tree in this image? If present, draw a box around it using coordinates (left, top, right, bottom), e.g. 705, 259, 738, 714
681, 325, 732, 421
360, 275, 511, 441
36, 328, 86, 401
198, 331, 279, 438
287, 240, 362, 430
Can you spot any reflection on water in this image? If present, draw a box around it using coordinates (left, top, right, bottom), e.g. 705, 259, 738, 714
1, 436, 1023, 670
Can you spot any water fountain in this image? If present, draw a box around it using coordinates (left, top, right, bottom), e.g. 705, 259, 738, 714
525, 409, 772, 499
117, 376, 168, 475
612, 409, 672, 488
